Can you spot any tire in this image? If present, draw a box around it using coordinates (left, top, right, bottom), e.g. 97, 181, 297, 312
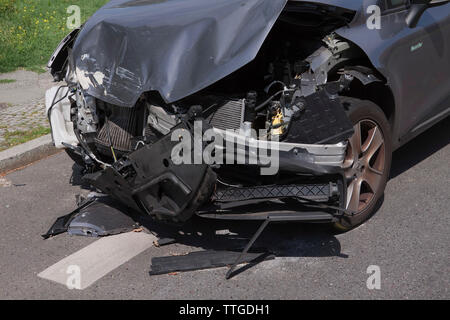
333, 97, 393, 232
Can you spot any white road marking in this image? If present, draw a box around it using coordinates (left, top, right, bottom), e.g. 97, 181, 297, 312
38, 232, 156, 290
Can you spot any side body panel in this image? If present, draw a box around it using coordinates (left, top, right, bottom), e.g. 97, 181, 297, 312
336, 0, 450, 147
289, 0, 363, 11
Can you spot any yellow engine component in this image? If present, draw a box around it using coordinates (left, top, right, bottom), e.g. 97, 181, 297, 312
271, 109, 284, 136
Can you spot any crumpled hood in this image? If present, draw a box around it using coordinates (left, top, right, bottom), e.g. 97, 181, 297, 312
72, 0, 288, 107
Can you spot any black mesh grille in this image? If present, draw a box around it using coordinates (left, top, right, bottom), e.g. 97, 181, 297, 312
213, 183, 333, 203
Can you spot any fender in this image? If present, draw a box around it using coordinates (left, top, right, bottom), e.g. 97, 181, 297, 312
47, 28, 80, 81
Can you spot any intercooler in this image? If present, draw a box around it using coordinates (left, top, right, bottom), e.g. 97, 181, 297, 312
207, 99, 245, 131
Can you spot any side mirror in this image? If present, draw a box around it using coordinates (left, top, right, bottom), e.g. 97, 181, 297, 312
406, 0, 449, 28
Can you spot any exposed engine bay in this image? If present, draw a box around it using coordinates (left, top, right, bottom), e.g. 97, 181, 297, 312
46, 0, 383, 224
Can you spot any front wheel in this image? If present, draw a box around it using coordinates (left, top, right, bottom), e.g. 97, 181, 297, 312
334, 97, 393, 232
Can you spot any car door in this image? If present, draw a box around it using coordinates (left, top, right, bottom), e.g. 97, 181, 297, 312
378, 0, 450, 142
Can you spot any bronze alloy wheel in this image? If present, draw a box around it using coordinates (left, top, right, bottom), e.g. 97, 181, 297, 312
334, 97, 392, 231
343, 120, 386, 213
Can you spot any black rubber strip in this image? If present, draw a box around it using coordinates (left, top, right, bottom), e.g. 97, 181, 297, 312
149, 250, 275, 275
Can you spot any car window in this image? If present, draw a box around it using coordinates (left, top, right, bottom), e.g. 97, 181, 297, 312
386, 0, 408, 8
381, 0, 410, 13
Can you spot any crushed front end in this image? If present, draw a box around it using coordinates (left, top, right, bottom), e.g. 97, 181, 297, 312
45, 0, 362, 224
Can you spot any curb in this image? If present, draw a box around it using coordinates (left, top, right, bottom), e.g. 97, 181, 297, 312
0, 134, 61, 174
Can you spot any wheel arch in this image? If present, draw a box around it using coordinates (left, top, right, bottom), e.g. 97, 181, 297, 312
348, 79, 396, 127
339, 60, 398, 145
330, 37, 399, 147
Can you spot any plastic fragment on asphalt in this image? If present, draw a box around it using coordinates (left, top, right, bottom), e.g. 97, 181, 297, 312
42, 195, 141, 239
154, 238, 177, 247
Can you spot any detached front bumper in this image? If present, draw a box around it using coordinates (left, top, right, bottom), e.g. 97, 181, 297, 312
215, 128, 347, 176
80, 120, 348, 223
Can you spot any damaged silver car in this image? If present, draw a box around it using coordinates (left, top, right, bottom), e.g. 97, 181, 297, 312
45, 0, 450, 231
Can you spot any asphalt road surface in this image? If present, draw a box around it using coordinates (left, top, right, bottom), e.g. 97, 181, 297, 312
0, 118, 449, 299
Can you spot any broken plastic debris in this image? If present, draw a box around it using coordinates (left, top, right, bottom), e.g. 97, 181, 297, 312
0, 177, 12, 187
